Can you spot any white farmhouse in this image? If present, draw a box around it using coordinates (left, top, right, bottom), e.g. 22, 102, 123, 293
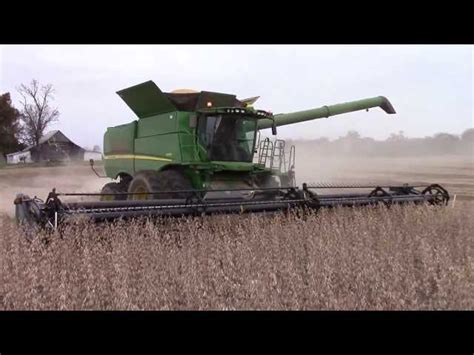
6, 150, 33, 164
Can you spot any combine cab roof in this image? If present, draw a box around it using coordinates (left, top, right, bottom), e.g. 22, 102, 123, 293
117, 80, 244, 118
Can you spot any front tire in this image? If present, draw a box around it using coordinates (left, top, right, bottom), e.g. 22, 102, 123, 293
100, 182, 127, 201
127, 170, 193, 200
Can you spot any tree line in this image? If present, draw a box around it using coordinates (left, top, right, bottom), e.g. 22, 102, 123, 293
288, 129, 474, 157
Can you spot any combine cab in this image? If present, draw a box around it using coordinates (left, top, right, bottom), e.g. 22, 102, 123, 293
14, 80, 449, 229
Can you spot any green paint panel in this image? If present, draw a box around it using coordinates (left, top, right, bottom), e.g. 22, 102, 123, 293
176, 111, 199, 162
104, 121, 136, 178
137, 112, 178, 137
176, 111, 192, 131
104, 159, 133, 179
133, 158, 167, 172
179, 132, 197, 162
104, 121, 137, 154
134, 134, 182, 172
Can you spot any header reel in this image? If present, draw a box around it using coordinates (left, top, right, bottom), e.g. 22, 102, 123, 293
14, 183, 449, 231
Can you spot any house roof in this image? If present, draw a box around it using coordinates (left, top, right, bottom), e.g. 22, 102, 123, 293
24, 130, 59, 150
6, 150, 30, 157
38, 130, 60, 145
8, 130, 85, 155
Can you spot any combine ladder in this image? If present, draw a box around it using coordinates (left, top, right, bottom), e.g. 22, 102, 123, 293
270, 139, 286, 173
286, 145, 296, 186
258, 138, 274, 168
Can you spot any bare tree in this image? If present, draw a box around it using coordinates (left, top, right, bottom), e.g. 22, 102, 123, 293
17, 80, 60, 149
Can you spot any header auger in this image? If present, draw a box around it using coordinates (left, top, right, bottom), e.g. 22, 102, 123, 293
14, 80, 449, 229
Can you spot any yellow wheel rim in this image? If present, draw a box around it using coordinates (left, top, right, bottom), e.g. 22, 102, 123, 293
100, 194, 115, 201
131, 186, 150, 200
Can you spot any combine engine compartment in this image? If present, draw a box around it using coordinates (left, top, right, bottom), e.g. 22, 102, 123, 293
14, 183, 449, 230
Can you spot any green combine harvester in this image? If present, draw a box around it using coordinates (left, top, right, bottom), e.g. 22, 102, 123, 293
15, 80, 449, 228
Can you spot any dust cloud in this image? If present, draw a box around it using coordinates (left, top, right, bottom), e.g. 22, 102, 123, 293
0, 163, 110, 217
292, 142, 474, 200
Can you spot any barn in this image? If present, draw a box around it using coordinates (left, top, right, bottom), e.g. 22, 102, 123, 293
6, 130, 85, 164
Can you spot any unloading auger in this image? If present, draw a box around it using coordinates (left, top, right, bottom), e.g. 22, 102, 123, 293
14, 80, 450, 229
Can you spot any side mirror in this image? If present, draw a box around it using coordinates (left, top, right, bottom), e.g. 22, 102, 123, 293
271, 122, 277, 136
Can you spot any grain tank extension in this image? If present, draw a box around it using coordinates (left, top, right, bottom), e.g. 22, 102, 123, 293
14, 80, 449, 228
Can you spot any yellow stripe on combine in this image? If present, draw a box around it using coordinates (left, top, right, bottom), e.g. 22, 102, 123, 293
105, 154, 173, 162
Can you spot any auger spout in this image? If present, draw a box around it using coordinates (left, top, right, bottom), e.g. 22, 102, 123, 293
257, 96, 396, 129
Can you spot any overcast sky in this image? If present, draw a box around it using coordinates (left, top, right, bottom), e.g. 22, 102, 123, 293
0, 45, 472, 149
